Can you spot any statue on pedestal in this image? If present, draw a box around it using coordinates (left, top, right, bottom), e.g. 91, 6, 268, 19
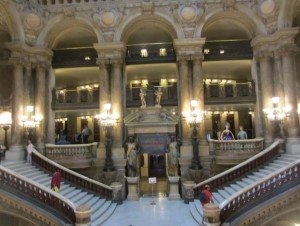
126, 137, 138, 177
155, 87, 163, 107
139, 88, 146, 108
167, 136, 180, 176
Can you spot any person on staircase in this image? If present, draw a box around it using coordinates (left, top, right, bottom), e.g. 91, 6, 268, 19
51, 169, 61, 193
200, 185, 212, 206
26, 140, 35, 164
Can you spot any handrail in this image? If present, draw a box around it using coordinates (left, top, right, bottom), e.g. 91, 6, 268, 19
219, 159, 300, 221
194, 141, 280, 193
0, 164, 76, 223
209, 137, 264, 144
32, 150, 113, 199
45, 142, 97, 159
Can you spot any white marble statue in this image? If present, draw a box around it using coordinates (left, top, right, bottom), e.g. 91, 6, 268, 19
126, 139, 138, 177
155, 87, 163, 107
139, 88, 146, 108
167, 136, 179, 176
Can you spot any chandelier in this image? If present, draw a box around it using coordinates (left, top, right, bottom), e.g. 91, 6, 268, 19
263, 97, 290, 121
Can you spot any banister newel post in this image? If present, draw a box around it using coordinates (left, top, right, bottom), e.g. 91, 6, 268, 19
75, 205, 91, 226
110, 182, 123, 204
203, 203, 221, 226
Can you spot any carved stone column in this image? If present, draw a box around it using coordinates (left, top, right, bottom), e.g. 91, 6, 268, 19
24, 62, 33, 106
178, 58, 191, 141
257, 53, 274, 146
111, 60, 123, 147
281, 47, 300, 138
8, 59, 24, 160
192, 56, 206, 145
35, 62, 47, 153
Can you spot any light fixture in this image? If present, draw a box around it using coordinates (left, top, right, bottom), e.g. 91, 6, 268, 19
220, 50, 225, 54
159, 48, 167, 56
169, 79, 176, 83
21, 106, 43, 141
26, 105, 34, 113
263, 97, 290, 121
84, 56, 91, 61
182, 100, 203, 170
94, 84, 99, 88
140, 49, 148, 57
204, 49, 210, 54
141, 80, 148, 87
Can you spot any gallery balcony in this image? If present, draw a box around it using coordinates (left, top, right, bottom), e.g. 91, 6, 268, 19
125, 43, 176, 65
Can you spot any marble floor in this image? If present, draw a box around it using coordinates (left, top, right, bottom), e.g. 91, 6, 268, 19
103, 197, 198, 226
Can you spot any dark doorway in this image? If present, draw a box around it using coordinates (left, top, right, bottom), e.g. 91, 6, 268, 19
226, 114, 235, 137
148, 153, 166, 177
212, 114, 221, 139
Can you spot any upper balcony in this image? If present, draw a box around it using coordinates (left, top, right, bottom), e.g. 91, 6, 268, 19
52, 80, 256, 110
125, 43, 176, 65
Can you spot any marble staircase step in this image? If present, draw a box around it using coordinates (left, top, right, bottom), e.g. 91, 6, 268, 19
91, 201, 111, 221
189, 202, 203, 225
92, 203, 117, 226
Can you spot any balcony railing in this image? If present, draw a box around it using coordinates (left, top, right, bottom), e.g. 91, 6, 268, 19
125, 43, 176, 65
52, 88, 99, 110
45, 142, 97, 168
205, 81, 256, 104
209, 138, 264, 165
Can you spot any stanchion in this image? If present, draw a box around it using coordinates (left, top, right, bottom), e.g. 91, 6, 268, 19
149, 177, 156, 205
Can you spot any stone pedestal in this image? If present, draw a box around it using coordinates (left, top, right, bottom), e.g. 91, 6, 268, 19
203, 203, 221, 226
182, 180, 195, 204
286, 138, 300, 154
189, 169, 204, 183
75, 205, 91, 226
168, 176, 180, 200
126, 177, 139, 201
110, 182, 123, 204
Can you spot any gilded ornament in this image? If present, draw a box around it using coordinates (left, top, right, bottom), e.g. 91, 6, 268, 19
25, 13, 41, 29
260, 0, 275, 15
180, 6, 196, 21
101, 11, 116, 26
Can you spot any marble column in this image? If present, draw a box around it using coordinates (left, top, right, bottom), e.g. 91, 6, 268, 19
192, 57, 205, 144
97, 61, 110, 159
178, 58, 191, 142
45, 67, 56, 144
273, 52, 285, 104
282, 49, 300, 138
8, 60, 24, 160
111, 60, 123, 147
23, 63, 33, 106
258, 54, 274, 145
35, 63, 47, 153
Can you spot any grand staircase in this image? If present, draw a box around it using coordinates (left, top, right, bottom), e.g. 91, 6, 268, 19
189, 142, 300, 225
1, 151, 117, 226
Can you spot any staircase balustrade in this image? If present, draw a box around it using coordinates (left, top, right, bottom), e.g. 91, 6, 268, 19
45, 142, 97, 160
209, 138, 264, 165
0, 165, 76, 223
194, 141, 280, 196
32, 150, 113, 199
220, 159, 300, 222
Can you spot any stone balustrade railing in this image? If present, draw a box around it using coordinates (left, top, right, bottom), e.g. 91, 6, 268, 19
32, 149, 113, 199
45, 142, 97, 168
209, 138, 264, 165
0, 164, 76, 223
194, 141, 280, 196
37, 0, 254, 6
220, 159, 300, 222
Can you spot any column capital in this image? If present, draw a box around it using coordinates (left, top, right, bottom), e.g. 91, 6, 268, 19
94, 42, 125, 63
173, 38, 206, 61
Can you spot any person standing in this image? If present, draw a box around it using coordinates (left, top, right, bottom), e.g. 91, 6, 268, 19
26, 140, 35, 163
82, 125, 91, 144
51, 169, 61, 192
200, 185, 213, 206
237, 126, 248, 140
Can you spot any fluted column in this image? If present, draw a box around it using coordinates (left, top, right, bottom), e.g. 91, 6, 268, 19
178, 58, 191, 141
35, 62, 47, 152
111, 60, 123, 147
258, 53, 274, 145
281, 48, 300, 138
8, 60, 24, 158
192, 57, 205, 144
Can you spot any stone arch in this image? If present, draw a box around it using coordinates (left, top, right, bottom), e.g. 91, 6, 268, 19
0, 1, 25, 42
278, 0, 297, 29
36, 14, 103, 48
195, 5, 267, 38
0, 211, 37, 226
115, 13, 184, 42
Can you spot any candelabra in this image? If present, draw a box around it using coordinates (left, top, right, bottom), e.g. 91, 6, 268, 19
0, 111, 12, 150
182, 100, 204, 170
21, 105, 43, 142
263, 97, 290, 138
97, 103, 119, 172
